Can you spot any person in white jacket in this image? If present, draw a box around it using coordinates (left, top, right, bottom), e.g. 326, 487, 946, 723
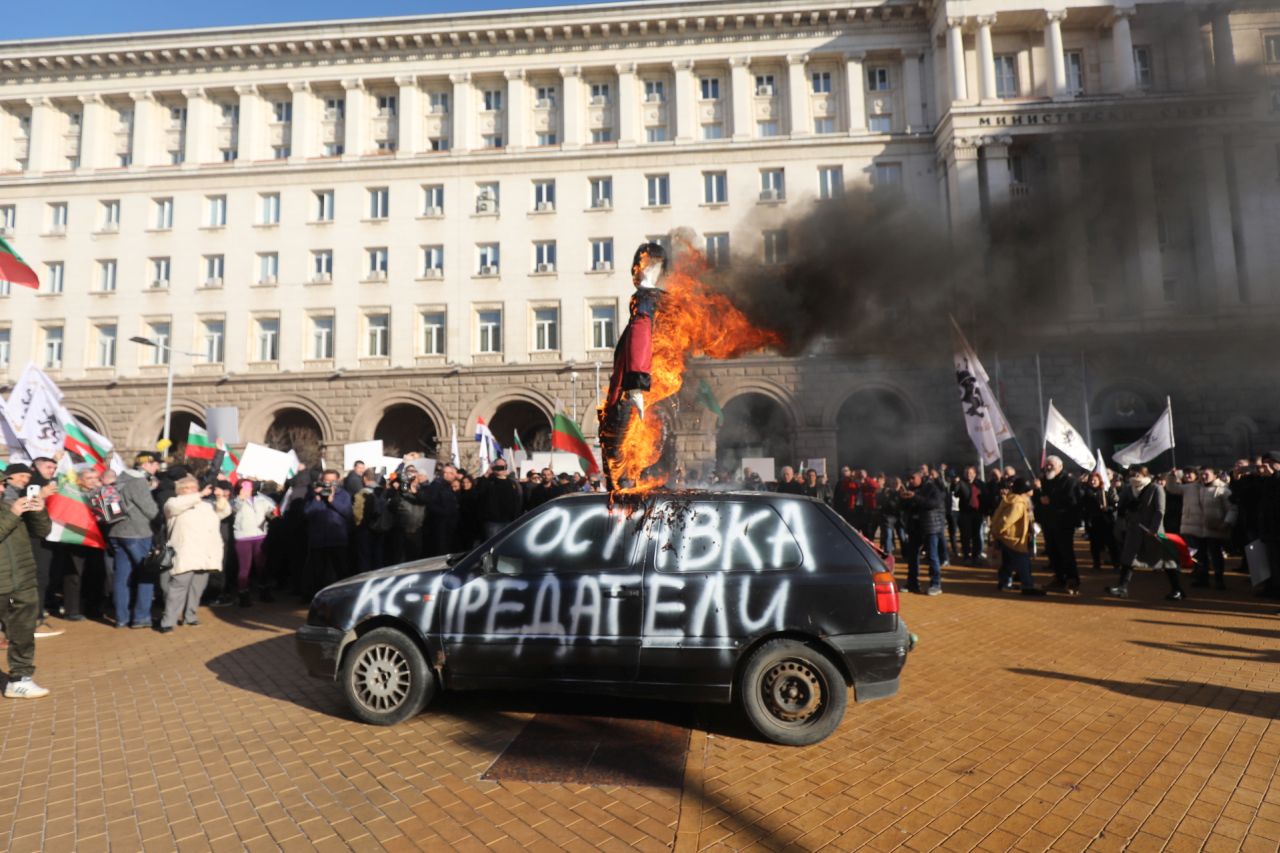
1166, 467, 1232, 590
160, 477, 231, 632
232, 479, 277, 607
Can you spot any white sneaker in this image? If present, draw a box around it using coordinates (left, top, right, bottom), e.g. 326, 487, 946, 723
4, 677, 50, 699
34, 622, 64, 639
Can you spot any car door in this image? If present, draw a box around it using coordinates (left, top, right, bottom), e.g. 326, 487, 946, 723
441, 499, 646, 684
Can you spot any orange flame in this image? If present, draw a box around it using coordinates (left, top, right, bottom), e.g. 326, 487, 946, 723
608, 244, 782, 496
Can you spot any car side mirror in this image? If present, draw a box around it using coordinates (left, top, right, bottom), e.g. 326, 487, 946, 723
480, 549, 496, 575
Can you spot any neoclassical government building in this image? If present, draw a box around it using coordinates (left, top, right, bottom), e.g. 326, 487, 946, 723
1, 0, 1277, 472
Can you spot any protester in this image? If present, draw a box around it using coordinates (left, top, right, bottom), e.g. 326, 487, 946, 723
1081, 471, 1120, 572
108, 455, 161, 628
161, 476, 231, 632
1034, 456, 1081, 595
0, 475, 54, 697
343, 462, 366, 496
877, 476, 905, 556
1166, 467, 1231, 590
1108, 466, 1185, 601
232, 479, 277, 606
989, 479, 1046, 596
954, 466, 985, 563
775, 466, 806, 496
389, 465, 428, 563
303, 470, 353, 595
477, 460, 522, 540
424, 464, 461, 556
353, 470, 391, 573
901, 470, 945, 595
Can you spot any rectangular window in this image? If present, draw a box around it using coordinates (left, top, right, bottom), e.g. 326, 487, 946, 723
169, 106, 187, 127
757, 120, 780, 138
323, 142, 344, 157
535, 86, 557, 107
590, 128, 613, 144
98, 260, 117, 292
202, 319, 225, 363
422, 245, 444, 276
533, 241, 557, 272
422, 184, 444, 215
646, 126, 668, 143
477, 310, 502, 353
221, 103, 240, 123
258, 253, 279, 284
314, 190, 334, 222
429, 136, 450, 152
429, 91, 450, 113
204, 255, 225, 286
818, 165, 844, 200
1133, 46, 1154, 89
207, 195, 227, 227
1066, 51, 1085, 95
590, 177, 613, 209
313, 250, 333, 281
0, 328, 9, 366
476, 183, 499, 213
255, 318, 280, 362
273, 145, 290, 160
705, 233, 730, 268
1266, 35, 1280, 64
536, 132, 557, 147
760, 169, 785, 200
763, 230, 788, 266
324, 98, 344, 120
221, 148, 238, 163
311, 316, 334, 359
591, 305, 617, 349
420, 312, 446, 355
590, 82, 611, 104
814, 117, 836, 134
482, 90, 503, 111
867, 67, 891, 91
118, 153, 133, 168
376, 94, 397, 117
366, 314, 389, 357
50, 202, 68, 231
755, 74, 776, 96
260, 193, 281, 225
95, 324, 117, 367
482, 134, 503, 149
533, 307, 559, 351
147, 322, 170, 364
44, 326, 64, 369
477, 244, 500, 274
368, 187, 389, 219
700, 77, 721, 100
994, 55, 1019, 98
101, 200, 120, 230
644, 80, 666, 102
367, 247, 389, 278
868, 115, 893, 134
533, 180, 556, 211
47, 261, 65, 294
151, 257, 170, 289
874, 162, 903, 188
375, 140, 397, 153
646, 174, 670, 207
811, 71, 832, 94
0, 204, 14, 232
703, 171, 728, 205
591, 238, 614, 271
702, 124, 724, 140
273, 101, 293, 123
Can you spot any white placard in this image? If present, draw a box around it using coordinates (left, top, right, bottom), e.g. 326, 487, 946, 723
740, 457, 776, 483
235, 443, 296, 484
804, 458, 828, 477
343, 440, 383, 472
205, 407, 240, 444
374, 455, 404, 474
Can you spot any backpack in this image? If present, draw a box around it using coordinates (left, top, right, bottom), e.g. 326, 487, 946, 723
367, 490, 395, 533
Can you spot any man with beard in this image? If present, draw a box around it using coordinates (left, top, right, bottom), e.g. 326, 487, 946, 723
1108, 466, 1185, 601
1034, 456, 1081, 595
900, 470, 946, 595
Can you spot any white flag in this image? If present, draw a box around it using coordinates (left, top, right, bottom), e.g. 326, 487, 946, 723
15, 381, 65, 460
0, 396, 30, 463
5, 363, 64, 434
1094, 448, 1111, 490
1044, 401, 1095, 470
450, 423, 461, 468
1113, 404, 1175, 468
952, 319, 1013, 466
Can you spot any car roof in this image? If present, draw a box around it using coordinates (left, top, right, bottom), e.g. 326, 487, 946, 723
551, 490, 823, 506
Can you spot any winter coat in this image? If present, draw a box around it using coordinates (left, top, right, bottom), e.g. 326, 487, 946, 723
478, 476, 523, 525
990, 493, 1033, 554
775, 479, 807, 496
1080, 484, 1119, 522
877, 488, 903, 521
391, 486, 427, 535
423, 479, 460, 556
1118, 482, 1177, 570
954, 480, 984, 515
0, 498, 52, 594
904, 480, 946, 537
1165, 479, 1232, 540
304, 488, 354, 548
165, 492, 232, 575
111, 469, 159, 539
233, 494, 277, 540
1034, 473, 1079, 530
343, 471, 364, 496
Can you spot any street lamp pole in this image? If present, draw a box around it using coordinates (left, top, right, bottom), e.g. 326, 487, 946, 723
571, 372, 579, 422
131, 336, 202, 454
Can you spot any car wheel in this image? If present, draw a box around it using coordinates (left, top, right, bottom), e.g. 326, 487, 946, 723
738, 639, 848, 746
340, 628, 436, 725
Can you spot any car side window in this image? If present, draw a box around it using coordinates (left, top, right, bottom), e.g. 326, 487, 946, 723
491, 503, 641, 575
654, 501, 804, 573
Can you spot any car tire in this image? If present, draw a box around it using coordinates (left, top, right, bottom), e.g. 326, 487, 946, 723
340, 628, 436, 725
738, 639, 848, 746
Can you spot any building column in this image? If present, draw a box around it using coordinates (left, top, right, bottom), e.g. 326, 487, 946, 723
944, 138, 983, 238
1110, 8, 1137, 93
729, 57, 754, 140
396, 75, 421, 156
235, 84, 264, 164
1210, 7, 1235, 87
560, 65, 583, 149
129, 91, 158, 169
901, 49, 924, 132
1045, 11, 1070, 100
181, 88, 211, 167
504, 69, 526, 151
1183, 10, 1209, 91
25, 98, 55, 174
1128, 141, 1166, 312
976, 15, 998, 102
980, 136, 1014, 216
76, 94, 107, 172
615, 63, 637, 146
449, 72, 472, 153
288, 81, 314, 162
342, 79, 365, 160
1188, 131, 1241, 309
1051, 138, 1094, 317
786, 54, 810, 138
672, 59, 696, 143
1229, 138, 1269, 304
946, 18, 970, 104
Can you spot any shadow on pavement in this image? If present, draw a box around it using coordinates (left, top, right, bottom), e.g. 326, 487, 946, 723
1127, 639, 1280, 664
1131, 619, 1280, 640
1009, 667, 1280, 720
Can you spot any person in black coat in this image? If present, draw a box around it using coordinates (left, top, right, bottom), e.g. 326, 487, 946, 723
953, 466, 986, 562
1080, 472, 1120, 571
901, 471, 946, 594
423, 465, 461, 557
476, 461, 523, 540
1034, 456, 1081, 594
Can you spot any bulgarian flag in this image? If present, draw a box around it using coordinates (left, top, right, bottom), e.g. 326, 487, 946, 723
1159, 532, 1197, 569
62, 410, 113, 473
0, 236, 39, 291
214, 441, 240, 486
46, 457, 106, 550
185, 423, 217, 460
551, 412, 600, 475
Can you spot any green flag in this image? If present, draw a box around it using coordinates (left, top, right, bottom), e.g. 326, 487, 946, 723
696, 379, 723, 424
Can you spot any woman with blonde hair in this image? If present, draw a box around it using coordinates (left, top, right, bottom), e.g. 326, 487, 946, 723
161, 476, 231, 633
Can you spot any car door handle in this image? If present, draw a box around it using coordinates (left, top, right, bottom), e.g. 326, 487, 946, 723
604, 587, 640, 599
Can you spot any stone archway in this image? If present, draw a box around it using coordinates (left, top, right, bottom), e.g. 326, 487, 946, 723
490, 401, 552, 451
1091, 383, 1161, 459
834, 387, 915, 475
264, 408, 325, 470
715, 392, 795, 475
375, 404, 440, 458
127, 397, 206, 456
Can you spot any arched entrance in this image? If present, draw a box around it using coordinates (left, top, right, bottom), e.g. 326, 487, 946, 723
1091, 386, 1159, 460
375, 404, 439, 458
716, 393, 794, 475
264, 408, 324, 470
163, 413, 206, 461
489, 401, 552, 451
835, 389, 913, 475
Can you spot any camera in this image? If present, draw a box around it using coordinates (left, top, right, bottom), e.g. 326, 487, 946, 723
26, 484, 41, 500
318, 483, 334, 498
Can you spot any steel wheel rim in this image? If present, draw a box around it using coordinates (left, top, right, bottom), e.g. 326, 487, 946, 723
761, 658, 825, 725
352, 643, 412, 713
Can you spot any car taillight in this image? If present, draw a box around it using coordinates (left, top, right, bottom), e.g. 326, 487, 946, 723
873, 571, 899, 615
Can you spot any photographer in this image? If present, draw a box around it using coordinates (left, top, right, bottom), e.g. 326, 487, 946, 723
0, 471, 55, 697
388, 466, 428, 563
303, 470, 353, 596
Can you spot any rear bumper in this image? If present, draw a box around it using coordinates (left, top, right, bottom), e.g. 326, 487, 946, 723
829, 621, 913, 703
296, 625, 345, 680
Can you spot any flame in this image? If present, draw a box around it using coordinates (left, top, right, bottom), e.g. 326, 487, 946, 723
608, 245, 781, 496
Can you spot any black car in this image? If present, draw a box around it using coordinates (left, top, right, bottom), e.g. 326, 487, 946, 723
297, 492, 913, 746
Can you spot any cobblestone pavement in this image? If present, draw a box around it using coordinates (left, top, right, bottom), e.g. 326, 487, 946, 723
1, 560, 1276, 852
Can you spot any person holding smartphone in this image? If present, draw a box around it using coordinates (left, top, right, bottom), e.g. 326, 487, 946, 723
0, 464, 56, 698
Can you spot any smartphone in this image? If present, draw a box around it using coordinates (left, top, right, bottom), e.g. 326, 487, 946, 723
26, 485, 41, 500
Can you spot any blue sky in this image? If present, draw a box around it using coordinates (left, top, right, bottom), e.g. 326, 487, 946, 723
6, 1, 619, 41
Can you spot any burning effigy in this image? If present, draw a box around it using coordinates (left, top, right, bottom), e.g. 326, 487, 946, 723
599, 239, 782, 496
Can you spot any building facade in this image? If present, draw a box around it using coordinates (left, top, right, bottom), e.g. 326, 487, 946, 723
1, 0, 1277, 472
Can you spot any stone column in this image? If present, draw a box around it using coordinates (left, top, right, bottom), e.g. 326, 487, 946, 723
1210, 7, 1235, 88
946, 18, 969, 103
1229, 138, 1268, 304
901, 49, 924, 132
450, 72, 472, 153
1045, 11, 1069, 100
786, 54, 810, 137
976, 15, 999, 102
1051, 138, 1094, 317
944, 137, 983, 238
1182, 11, 1209, 91
672, 59, 696, 143
25, 98, 55, 173
729, 57, 754, 140
77, 94, 107, 172
342, 79, 365, 160
560, 65, 583, 149
396, 75, 421, 156
981, 137, 1013, 213
1128, 140, 1166, 312
235, 84, 264, 164
614, 63, 637, 146
129, 91, 158, 169
181, 88, 211, 167
504, 69, 526, 151
843, 52, 866, 134
1188, 131, 1241, 309
288, 81, 314, 162
1110, 8, 1137, 93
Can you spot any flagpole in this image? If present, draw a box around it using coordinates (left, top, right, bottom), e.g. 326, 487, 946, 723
1080, 351, 1092, 447
1167, 396, 1176, 469
994, 352, 1004, 468
1035, 353, 1046, 458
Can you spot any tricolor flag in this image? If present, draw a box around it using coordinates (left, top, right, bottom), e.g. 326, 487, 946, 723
551, 412, 600, 475
0, 236, 39, 291
214, 440, 240, 485
475, 417, 498, 473
62, 411, 114, 474
185, 423, 217, 460
450, 423, 461, 468
46, 456, 106, 550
